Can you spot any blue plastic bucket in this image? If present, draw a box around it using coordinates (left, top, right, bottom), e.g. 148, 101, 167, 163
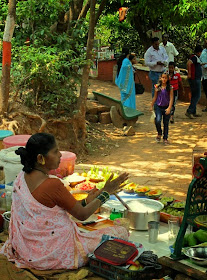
0, 130, 13, 150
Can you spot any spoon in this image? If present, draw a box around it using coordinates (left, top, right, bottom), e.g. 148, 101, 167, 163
114, 193, 131, 211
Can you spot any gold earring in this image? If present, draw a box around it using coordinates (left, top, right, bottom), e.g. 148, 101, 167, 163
41, 157, 45, 165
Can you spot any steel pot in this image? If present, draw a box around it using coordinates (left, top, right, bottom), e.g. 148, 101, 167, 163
123, 199, 164, 230
2, 211, 11, 232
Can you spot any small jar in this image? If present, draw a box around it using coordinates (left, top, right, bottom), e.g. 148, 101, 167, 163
0, 184, 6, 214
109, 209, 123, 221
6, 191, 12, 211
0, 167, 5, 184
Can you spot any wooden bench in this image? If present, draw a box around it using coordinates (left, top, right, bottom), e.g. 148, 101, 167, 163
93, 91, 144, 128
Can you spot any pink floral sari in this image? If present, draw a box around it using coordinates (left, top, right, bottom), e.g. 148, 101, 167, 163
0, 171, 128, 270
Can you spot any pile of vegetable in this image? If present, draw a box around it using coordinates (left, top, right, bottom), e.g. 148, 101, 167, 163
160, 197, 185, 218
172, 229, 207, 248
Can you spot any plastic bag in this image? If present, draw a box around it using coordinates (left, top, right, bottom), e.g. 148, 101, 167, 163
150, 111, 156, 123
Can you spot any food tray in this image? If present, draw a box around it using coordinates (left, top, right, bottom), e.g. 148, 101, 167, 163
88, 254, 161, 280
160, 212, 183, 225
76, 217, 114, 231
194, 215, 207, 229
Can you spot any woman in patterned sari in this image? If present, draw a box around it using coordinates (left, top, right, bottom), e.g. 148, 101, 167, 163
0, 133, 129, 270
116, 53, 136, 109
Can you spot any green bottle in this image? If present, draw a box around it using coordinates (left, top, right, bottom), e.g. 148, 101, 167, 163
109, 208, 123, 220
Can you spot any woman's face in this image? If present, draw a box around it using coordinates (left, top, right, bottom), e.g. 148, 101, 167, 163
44, 143, 62, 170
161, 74, 168, 84
131, 57, 137, 64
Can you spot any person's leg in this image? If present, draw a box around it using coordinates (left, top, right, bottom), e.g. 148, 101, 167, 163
192, 79, 201, 115
186, 79, 197, 115
155, 106, 162, 141
163, 110, 171, 141
171, 90, 178, 116
149, 71, 161, 98
170, 90, 178, 123
202, 79, 207, 112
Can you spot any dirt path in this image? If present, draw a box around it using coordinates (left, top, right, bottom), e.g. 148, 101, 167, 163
78, 79, 207, 200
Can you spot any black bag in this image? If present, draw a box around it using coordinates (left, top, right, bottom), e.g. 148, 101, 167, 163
135, 71, 145, 95
135, 83, 145, 95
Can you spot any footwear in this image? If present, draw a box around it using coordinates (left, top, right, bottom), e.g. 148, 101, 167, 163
193, 113, 202, 117
156, 135, 161, 142
170, 116, 174, 124
202, 107, 207, 112
185, 112, 194, 119
163, 139, 169, 145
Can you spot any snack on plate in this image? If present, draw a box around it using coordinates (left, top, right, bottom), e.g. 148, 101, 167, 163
87, 166, 104, 183
135, 186, 150, 196
146, 189, 162, 198
123, 182, 137, 193
63, 174, 86, 187
71, 190, 88, 201
75, 181, 96, 192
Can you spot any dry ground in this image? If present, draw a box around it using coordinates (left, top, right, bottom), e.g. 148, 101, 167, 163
77, 79, 207, 201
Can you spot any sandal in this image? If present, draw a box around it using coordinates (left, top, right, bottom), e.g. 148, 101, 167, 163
156, 135, 161, 142
163, 139, 169, 145
170, 116, 174, 124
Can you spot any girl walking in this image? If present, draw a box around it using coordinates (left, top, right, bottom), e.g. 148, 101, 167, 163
151, 73, 173, 144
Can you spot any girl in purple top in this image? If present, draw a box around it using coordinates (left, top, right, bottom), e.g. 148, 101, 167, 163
151, 73, 173, 144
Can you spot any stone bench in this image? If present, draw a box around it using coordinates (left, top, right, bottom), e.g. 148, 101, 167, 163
93, 91, 144, 128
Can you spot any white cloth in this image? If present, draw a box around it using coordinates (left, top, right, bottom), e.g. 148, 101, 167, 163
160, 41, 179, 63
144, 46, 168, 72
200, 48, 207, 80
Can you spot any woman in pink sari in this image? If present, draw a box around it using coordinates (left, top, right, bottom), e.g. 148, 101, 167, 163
0, 133, 129, 270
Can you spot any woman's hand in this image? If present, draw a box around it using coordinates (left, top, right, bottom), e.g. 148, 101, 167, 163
102, 172, 129, 195
86, 188, 101, 204
165, 108, 171, 115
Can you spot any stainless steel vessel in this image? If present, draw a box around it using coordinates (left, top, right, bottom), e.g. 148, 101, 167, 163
123, 199, 164, 230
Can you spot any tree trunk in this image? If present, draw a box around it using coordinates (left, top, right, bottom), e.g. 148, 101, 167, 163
133, 15, 152, 51
73, 0, 96, 152
95, 0, 107, 25
66, 0, 84, 32
0, 0, 16, 115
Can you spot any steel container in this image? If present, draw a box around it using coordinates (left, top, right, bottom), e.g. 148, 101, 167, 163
123, 199, 164, 230
2, 211, 11, 233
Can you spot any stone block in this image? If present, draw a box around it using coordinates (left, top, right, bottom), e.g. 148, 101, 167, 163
110, 106, 137, 128
86, 100, 110, 115
123, 126, 135, 136
86, 114, 99, 123
99, 112, 112, 124
86, 100, 99, 114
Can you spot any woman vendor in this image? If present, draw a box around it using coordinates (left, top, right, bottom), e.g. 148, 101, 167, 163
0, 133, 129, 270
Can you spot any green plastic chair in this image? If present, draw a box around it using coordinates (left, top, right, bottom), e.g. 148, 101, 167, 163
171, 174, 207, 260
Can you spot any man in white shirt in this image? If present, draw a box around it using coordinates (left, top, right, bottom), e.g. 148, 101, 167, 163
160, 34, 179, 63
144, 37, 168, 97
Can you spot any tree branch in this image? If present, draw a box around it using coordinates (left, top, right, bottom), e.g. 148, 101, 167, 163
95, 0, 108, 25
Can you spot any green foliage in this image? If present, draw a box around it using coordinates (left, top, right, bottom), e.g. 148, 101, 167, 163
96, 13, 144, 56
11, 41, 85, 116
5, 0, 88, 116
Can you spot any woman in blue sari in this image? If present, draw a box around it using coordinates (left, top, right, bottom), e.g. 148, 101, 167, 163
115, 54, 136, 109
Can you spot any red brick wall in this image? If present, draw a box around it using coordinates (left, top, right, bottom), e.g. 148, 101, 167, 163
97, 60, 117, 81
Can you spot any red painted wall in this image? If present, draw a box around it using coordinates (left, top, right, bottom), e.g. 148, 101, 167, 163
97, 60, 117, 81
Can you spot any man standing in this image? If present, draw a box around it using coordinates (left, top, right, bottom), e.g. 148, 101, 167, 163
144, 37, 168, 97
160, 34, 179, 63
200, 40, 207, 112
186, 45, 203, 119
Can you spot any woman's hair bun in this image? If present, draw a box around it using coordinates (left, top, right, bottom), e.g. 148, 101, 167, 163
15, 147, 28, 157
